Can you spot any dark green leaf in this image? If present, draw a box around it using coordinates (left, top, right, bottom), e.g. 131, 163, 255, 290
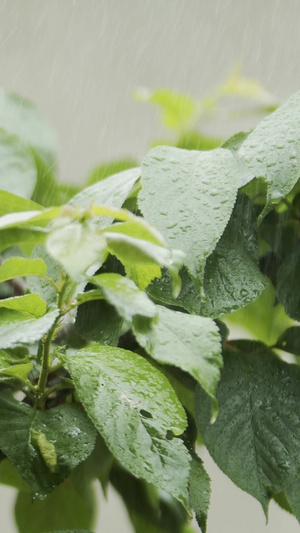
0, 391, 96, 497
64, 345, 191, 508
189, 454, 211, 533
111, 464, 189, 533
276, 248, 300, 320
133, 305, 222, 398
195, 345, 300, 514
139, 146, 241, 286
276, 327, 300, 356
75, 298, 122, 346
15, 474, 96, 533
0, 458, 30, 492
285, 479, 300, 523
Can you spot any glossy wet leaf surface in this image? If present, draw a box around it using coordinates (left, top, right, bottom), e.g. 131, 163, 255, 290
133, 305, 222, 398
195, 345, 300, 513
0, 306, 59, 349
0, 391, 96, 498
188, 454, 211, 533
64, 344, 191, 508
139, 145, 240, 285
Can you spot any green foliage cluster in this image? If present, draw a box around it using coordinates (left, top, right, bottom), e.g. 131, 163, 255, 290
0, 75, 300, 532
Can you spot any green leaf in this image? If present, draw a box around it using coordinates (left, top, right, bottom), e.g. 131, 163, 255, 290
0, 190, 41, 216
31, 152, 62, 207
139, 146, 240, 285
111, 464, 190, 533
177, 131, 222, 151
135, 87, 197, 131
0, 257, 47, 283
0, 458, 30, 492
64, 345, 191, 508
91, 273, 157, 323
200, 192, 268, 317
27, 245, 62, 305
276, 327, 300, 356
87, 157, 138, 185
46, 220, 107, 279
0, 129, 37, 199
189, 454, 211, 533
285, 479, 300, 523
0, 227, 46, 254
195, 345, 300, 514
222, 131, 250, 152
75, 298, 122, 345
0, 349, 33, 380
238, 90, 300, 205
0, 306, 59, 349
0, 294, 46, 317
69, 167, 141, 227
147, 267, 202, 314
0, 391, 96, 497
0, 91, 58, 169
15, 475, 96, 533
276, 248, 300, 320
133, 305, 222, 398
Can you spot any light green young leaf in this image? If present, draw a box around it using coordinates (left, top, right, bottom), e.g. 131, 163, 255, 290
64, 345, 191, 509
0, 306, 59, 349
189, 454, 211, 533
0, 294, 46, 317
0, 257, 47, 283
91, 273, 157, 323
46, 220, 107, 279
0, 391, 96, 498
238, 90, 300, 205
87, 157, 138, 185
69, 167, 141, 227
0, 129, 37, 199
0, 190, 41, 216
195, 345, 300, 515
133, 305, 222, 398
0, 91, 58, 169
105, 232, 185, 296
139, 146, 240, 286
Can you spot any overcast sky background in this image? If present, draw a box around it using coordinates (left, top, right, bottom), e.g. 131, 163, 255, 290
0, 1, 300, 532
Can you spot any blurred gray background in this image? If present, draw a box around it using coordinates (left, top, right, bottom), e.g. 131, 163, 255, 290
0, 0, 300, 531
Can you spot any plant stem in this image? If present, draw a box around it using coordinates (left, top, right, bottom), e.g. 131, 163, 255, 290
35, 277, 69, 409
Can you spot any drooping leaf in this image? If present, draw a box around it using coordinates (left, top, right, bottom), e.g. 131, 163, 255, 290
200, 192, 268, 317
195, 345, 300, 514
0, 391, 96, 498
91, 273, 157, 323
0, 91, 58, 169
238, 90, 300, 205
0, 306, 59, 349
46, 220, 107, 279
188, 454, 211, 533
139, 146, 240, 286
111, 464, 190, 533
133, 305, 222, 399
0, 257, 47, 283
69, 167, 141, 228
15, 475, 96, 533
0, 294, 46, 317
64, 345, 191, 508
0, 129, 37, 199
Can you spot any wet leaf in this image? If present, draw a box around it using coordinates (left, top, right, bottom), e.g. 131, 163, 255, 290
0, 257, 47, 283
133, 305, 222, 398
195, 345, 300, 514
189, 454, 211, 533
0, 306, 59, 349
64, 345, 191, 509
0, 129, 37, 199
0, 391, 96, 498
139, 146, 240, 286
0, 294, 47, 317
